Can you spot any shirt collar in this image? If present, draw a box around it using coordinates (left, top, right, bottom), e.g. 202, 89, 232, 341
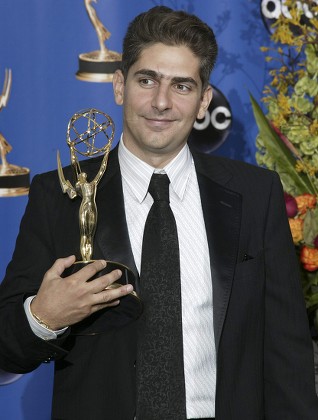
118, 134, 193, 203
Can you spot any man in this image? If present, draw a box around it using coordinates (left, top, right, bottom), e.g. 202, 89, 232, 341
0, 6, 317, 420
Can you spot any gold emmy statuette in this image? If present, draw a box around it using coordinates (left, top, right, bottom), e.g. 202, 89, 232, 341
76, 0, 122, 83
57, 109, 141, 333
0, 69, 30, 197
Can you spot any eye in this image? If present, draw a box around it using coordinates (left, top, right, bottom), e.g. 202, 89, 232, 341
139, 78, 155, 87
175, 84, 191, 93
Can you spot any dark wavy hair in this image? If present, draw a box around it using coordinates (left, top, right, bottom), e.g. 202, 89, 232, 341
121, 6, 218, 90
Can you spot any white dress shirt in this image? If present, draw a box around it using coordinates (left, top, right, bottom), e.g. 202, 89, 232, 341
25, 137, 216, 418
119, 138, 216, 418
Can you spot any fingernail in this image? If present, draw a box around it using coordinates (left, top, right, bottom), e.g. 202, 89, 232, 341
100, 260, 106, 268
126, 284, 133, 293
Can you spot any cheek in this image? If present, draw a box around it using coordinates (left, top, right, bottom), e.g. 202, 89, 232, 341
123, 105, 142, 126
182, 107, 203, 128
176, 97, 203, 118
124, 95, 148, 116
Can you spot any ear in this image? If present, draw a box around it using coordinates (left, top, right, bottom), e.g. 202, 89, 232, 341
197, 84, 213, 120
113, 70, 125, 105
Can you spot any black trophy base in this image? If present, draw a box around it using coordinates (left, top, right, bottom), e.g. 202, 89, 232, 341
63, 260, 142, 335
0, 166, 30, 197
76, 52, 122, 83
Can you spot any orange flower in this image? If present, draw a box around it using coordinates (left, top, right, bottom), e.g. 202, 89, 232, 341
300, 246, 318, 271
288, 218, 304, 244
295, 193, 317, 214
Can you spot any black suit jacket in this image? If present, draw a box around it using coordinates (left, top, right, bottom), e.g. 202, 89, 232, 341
0, 147, 317, 419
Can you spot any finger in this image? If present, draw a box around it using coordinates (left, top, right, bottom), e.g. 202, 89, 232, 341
46, 255, 76, 278
92, 283, 134, 306
89, 268, 123, 293
69, 260, 107, 283
92, 299, 121, 312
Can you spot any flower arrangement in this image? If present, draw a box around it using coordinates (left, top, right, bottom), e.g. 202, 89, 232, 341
250, 0, 318, 334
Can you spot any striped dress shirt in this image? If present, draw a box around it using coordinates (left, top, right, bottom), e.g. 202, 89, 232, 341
119, 138, 216, 418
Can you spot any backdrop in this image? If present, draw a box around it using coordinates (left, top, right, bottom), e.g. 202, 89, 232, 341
0, 0, 271, 418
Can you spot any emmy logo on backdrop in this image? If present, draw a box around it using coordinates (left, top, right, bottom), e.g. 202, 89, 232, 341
57, 109, 142, 334
76, 0, 122, 82
0, 69, 30, 197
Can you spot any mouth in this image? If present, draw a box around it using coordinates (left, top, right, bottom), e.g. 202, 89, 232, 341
144, 117, 176, 130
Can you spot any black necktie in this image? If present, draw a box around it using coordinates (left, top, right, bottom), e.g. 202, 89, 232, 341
136, 173, 186, 420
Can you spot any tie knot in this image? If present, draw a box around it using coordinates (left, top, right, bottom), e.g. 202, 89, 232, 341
148, 173, 170, 202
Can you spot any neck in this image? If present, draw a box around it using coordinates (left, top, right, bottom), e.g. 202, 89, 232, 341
122, 140, 185, 169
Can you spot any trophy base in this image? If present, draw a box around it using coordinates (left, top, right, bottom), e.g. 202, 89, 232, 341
64, 259, 143, 335
0, 165, 30, 197
76, 50, 122, 83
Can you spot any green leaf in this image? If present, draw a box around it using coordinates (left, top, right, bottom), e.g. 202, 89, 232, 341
306, 293, 318, 307
303, 208, 318, 245
293, 96, 314, 114
305, 44, 318, 75
250, 93, 315, 195
294, 75, 318, 97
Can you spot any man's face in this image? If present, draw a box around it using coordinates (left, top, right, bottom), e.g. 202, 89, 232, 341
113, 43, 212, 167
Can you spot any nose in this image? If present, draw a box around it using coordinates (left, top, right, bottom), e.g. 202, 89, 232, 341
151, 83, 172, 112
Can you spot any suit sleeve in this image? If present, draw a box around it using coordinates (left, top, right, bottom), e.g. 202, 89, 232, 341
0, 174, 68, 373
264, 172, 318, 418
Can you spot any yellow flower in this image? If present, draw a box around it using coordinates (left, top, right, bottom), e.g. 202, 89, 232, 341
277, 93, 291, 116
311, 18, 318, 31
295, 161, 318, 178
289, 218, 303, 244
310, 121, 318, 136
272, 24, 294, 45
295, 193, 317, 214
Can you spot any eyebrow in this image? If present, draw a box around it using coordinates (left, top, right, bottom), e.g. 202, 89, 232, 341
134, 69, 198, 87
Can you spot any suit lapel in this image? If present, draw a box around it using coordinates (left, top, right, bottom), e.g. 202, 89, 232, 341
92, 149, 139, 283
194, 153, 242, 352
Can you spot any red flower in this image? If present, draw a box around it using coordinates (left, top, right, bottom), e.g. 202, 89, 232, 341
284, 192, 298, 218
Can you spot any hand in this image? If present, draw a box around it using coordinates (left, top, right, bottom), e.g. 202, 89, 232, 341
30, 255, 134, 330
